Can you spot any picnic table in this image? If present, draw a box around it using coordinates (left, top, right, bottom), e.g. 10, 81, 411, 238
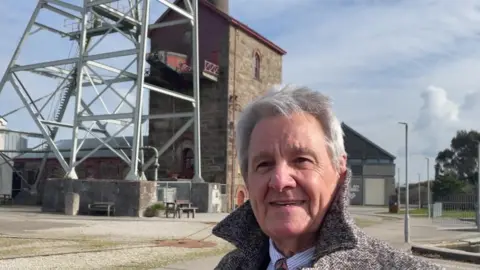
165, 199, 198, 218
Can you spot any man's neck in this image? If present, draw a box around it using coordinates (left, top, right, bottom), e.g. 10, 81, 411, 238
271, 233, 316, 257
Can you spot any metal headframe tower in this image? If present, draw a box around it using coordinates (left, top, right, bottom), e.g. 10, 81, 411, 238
0, 0, 203, 182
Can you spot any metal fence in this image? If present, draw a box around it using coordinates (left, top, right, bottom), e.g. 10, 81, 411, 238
155, 181, 242, 213
156, 180, 192, 203
432, 194, 478, 227
218, 184, 229, 212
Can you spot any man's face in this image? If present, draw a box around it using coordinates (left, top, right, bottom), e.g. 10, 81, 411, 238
246, 113, 347, 239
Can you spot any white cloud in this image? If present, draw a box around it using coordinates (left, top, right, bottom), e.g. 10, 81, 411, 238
415, 85, 459, 131
229, 0, 480, 181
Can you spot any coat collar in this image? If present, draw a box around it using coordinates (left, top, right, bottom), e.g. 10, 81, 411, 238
212, 169, 360, 268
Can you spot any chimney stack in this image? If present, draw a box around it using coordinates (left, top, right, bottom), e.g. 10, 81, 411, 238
208, 0, 229, 14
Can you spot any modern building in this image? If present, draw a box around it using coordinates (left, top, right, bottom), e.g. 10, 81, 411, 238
0, 118, 28, 196
342, 123, 396, 206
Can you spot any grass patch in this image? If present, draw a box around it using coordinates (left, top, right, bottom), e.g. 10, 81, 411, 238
396, 208, 475, 218
0, 236, 130, 259
354, 218, 379, 228
0, 238, 33, 247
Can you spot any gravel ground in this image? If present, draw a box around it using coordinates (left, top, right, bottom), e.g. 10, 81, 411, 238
0, 207, 233, 269
0, 244, 233, 269
26, 218, 224, 243
0, 206, 385, 269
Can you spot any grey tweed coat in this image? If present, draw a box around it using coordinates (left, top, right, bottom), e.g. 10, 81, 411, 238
212, 170, 444, 270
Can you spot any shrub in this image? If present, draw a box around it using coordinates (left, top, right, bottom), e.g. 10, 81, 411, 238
143, 202, 166, 217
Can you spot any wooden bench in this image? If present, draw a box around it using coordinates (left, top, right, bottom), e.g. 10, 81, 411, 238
0, 194, 13, 205
174, 199, 197, 219
177, 206, 198, 218
88, 202, 115, 216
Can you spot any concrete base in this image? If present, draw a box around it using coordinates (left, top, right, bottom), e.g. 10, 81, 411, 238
190, 182, 211, 213
42, 178, 157, 217
189, 182, 223, 213
64, 192, 80, 216
12, 190, 39, 205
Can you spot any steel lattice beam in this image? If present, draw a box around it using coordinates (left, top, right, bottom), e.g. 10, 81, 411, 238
0, 0, 203, 182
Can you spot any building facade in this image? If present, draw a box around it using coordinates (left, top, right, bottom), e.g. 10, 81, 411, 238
147, 0, 285, 209
11, 137, 144, 203
343, 123, 396, 206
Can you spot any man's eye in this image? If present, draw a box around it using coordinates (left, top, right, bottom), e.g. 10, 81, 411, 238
295, 157, 311, 163
256, 161, 273, 170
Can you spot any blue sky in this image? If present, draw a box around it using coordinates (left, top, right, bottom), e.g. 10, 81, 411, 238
2, 0, 480, 183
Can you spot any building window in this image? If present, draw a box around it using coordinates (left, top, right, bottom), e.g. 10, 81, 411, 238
350, 165, 363, 175
253, 52, 261, 80
365, 159, 379, 164
347, 159, 362, 165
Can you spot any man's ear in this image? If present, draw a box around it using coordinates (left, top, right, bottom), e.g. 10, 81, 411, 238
339, 154, 347, 173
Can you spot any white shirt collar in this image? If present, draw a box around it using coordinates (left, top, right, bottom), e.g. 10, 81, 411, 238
267, 238, 315, 270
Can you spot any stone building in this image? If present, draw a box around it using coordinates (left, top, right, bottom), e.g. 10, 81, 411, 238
146, 0, 285, 208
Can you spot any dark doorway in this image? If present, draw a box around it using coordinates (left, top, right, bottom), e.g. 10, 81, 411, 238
181, 148, 194, 179
11, 172, 22, 198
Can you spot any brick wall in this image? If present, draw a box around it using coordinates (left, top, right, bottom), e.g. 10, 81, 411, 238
148, 79, 230, 182
224, 26, 283, 208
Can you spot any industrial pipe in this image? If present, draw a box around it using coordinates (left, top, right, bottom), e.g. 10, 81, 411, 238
141, 146, 159, 181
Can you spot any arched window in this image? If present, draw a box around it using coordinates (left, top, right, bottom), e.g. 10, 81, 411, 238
254, 52, 261, 80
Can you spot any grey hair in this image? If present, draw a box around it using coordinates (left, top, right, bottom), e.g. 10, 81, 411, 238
236, 84, 346, 180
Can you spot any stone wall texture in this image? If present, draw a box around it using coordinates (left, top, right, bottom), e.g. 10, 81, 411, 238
224, 26, 283, 209
41, 178, 157, 217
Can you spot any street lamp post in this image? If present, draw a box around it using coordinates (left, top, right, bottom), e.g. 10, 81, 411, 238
398, 122, 410, 243
418, 173, 421, 209
425, 157, 431, 219
397, 167, 401, 208
477, 141, 480, 232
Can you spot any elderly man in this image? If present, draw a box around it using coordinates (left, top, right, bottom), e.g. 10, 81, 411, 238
212, 85, 442, 269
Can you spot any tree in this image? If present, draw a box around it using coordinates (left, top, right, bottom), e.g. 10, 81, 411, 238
435, 130, 480, 185
431, 172, 465, 201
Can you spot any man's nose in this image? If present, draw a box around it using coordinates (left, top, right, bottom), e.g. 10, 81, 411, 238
268, 162, 296, 192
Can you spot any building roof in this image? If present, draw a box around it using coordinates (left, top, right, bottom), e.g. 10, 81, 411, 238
341, 122, 396, 160
149, 0, 287, 56
15, 136, 149, 160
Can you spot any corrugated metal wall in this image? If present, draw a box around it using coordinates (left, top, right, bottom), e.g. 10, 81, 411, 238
0, 124, 28, 195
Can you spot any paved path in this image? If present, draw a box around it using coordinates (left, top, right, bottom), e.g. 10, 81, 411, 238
157, 255, 480, 270
158, 209, 480, 270
156, 255, 223, 270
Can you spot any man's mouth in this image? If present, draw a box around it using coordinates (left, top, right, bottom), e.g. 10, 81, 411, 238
269, 200, 306, 207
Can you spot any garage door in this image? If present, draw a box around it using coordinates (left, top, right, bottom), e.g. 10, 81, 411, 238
364, 178, 385, 206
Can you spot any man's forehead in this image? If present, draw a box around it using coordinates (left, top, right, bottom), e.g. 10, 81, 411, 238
249, 143, 320, 159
